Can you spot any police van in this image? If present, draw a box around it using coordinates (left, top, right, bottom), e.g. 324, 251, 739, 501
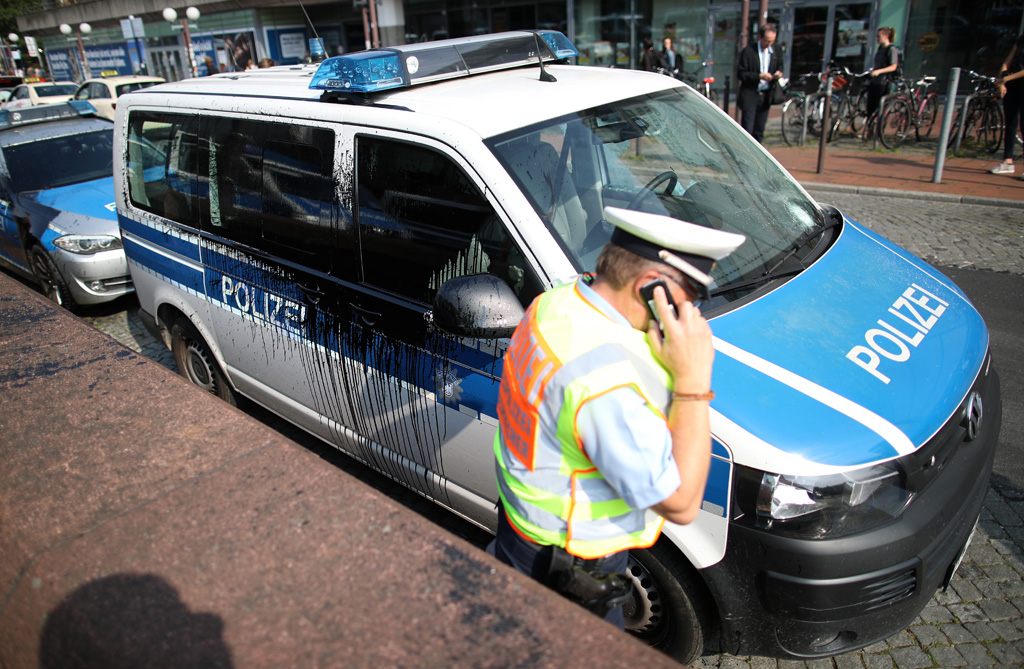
113, 31, 1000, 662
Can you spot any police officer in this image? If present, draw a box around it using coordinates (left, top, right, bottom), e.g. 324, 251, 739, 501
488, 207, 744, 626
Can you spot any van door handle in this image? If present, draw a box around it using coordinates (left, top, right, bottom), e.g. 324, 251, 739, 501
298, 283, 324, 305
349, 303, 380, 327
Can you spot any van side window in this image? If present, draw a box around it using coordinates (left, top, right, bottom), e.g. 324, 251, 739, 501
125, 111, 199, 227
356, 136, 540, 306
202, 118, 338, 273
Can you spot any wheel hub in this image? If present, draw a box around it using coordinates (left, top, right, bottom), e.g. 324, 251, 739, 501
184, 341, 215, 390
623, 554, 663, 635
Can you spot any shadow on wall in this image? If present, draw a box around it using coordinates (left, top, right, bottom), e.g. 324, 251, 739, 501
39, 573, 234, 668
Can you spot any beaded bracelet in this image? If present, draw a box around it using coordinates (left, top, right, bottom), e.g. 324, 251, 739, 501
671, 391, 715, 402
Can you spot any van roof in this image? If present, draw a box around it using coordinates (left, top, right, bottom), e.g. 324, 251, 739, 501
125, 62, 676, 139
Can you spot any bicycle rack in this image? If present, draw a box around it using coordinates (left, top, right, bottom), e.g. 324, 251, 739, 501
800, 91, 827, 146
951, 91, 977, 155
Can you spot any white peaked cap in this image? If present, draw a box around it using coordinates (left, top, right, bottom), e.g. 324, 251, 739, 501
603, 206, 746, 291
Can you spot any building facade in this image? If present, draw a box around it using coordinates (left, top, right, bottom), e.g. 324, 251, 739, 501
16, 0, 1024, 94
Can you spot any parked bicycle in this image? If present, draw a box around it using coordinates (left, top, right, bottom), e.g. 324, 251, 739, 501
826, 65, 872, 140
945, 70, 1004, 155
658, 60, 718, 104
779, 71, 831, 146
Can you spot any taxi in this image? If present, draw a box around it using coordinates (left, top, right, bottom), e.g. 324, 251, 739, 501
72, 73, 165, 121
113, 32, 1000, 662
0, 102, 132, 308
3, 79, 78, 111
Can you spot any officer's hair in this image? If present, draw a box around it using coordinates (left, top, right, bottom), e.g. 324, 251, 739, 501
596, 243, 661, 289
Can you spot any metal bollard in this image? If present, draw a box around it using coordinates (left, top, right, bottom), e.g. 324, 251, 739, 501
817, 76, 833, 173
933, 67, 961, 183
724, 76, 730, 114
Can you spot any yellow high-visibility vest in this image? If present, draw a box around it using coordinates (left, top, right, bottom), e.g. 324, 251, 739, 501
494, 279, 672, 559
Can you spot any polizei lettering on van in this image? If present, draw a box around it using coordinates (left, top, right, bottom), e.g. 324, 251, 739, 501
220, 276, 307, 334
846, 283, 950, 384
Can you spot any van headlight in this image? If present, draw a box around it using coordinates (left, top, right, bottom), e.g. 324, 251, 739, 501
733, 462, 914, 539
53, 235, 123, 255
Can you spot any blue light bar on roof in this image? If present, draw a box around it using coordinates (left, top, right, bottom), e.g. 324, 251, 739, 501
0, 100, 98, 129
310, 30, 579, 94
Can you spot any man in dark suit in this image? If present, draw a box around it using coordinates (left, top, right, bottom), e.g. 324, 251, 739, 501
737, 24, 782, 143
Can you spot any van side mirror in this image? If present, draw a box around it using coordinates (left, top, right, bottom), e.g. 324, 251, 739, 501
431, 274, 525, 339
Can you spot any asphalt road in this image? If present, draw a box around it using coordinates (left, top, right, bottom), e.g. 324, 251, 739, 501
940, 266, 1024, 496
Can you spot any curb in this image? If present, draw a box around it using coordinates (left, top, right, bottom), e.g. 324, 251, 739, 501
800, 182, 1023, 209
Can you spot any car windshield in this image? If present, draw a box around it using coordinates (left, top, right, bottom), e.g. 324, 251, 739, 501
3, 129, 114, 192
116, 82, 159, 96
489, 87, 827, 307
34, 84, 78, 97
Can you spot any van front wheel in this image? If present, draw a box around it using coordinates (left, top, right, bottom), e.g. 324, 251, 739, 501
170, 317, 237, 406
624, 539, 717, 664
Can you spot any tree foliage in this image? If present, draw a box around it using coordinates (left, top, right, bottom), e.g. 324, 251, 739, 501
0, 0, 44, 42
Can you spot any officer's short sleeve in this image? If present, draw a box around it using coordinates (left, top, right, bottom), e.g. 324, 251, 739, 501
576, 388, 681, 510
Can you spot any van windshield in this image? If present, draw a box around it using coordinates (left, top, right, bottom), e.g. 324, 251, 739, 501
489, 87, 827, 306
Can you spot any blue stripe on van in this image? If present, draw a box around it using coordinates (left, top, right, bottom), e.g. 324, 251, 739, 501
122, 235, 205, 295
119, 215, 202, 263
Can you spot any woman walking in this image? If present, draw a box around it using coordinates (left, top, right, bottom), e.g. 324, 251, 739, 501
989, 32, 1024, 178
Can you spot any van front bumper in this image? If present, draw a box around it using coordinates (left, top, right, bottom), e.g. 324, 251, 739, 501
701, 366, 1001, 659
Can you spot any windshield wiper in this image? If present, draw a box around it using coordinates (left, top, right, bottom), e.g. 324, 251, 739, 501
762, 215, 843, 277
710, 211, 843, 298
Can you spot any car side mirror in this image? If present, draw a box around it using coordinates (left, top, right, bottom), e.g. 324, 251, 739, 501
431, 274, 525, 339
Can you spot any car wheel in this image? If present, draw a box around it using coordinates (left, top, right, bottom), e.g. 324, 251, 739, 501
624, 539, 717, 664
170, 316, 237, 406
28, 245, 75, 310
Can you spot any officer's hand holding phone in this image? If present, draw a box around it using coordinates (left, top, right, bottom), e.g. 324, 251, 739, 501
644, 280, 714, 394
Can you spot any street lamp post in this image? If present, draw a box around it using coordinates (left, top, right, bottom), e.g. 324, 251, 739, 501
59, 23, 92, 81
163, 7, 200, 79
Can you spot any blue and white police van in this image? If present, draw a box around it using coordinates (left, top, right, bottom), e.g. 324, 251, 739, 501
0, 101, 131, 309
113, 32, 1000, 662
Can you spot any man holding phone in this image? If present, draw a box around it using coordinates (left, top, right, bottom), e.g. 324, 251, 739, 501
489, 207, 744, 625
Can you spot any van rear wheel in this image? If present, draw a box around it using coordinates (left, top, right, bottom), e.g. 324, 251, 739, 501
170, 317, 237, 406
624, 540, 716, 664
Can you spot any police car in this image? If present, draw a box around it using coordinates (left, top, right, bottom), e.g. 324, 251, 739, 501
113, 32, 1000, 662
0, 102, 132, 308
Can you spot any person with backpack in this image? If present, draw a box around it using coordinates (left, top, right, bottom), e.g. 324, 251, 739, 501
867, 27, 900, 120
989, 32, 1024, 178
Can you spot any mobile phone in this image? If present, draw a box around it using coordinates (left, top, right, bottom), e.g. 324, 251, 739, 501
639, 279, 677, 331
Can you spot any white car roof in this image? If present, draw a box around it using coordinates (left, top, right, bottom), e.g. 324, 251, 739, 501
131, 63, 677, 139
83, 75, 165, 87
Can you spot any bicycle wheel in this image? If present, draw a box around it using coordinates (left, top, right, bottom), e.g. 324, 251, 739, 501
915, 94, 938, 140
849, 90, 869, 132
780, 97, 805, 146
829, 95, 850, 141
879, 98, 911, 149
977, 100, 1003, 154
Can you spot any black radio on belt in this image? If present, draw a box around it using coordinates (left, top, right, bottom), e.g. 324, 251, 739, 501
546, 546, 632, 616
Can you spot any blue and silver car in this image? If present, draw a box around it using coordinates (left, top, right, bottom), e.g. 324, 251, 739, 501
0, 102, 131, 308
114, 32, 1000, 662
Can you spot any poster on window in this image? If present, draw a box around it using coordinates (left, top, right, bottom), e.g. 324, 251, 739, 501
193, 30, 260, 73
835, 20, 868, 58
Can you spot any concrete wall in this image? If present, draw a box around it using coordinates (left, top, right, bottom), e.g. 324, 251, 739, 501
0, 273, 678, 668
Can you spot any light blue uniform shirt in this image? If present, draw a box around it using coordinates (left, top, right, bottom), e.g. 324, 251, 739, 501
574, 278, 682, 511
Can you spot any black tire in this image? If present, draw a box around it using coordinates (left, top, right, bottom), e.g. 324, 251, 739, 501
978, 100, 1004, 154
849, 90, 869, 132
879, 98, 911, 149
916, 95, 938, 140
780, 97, 805, 146
28, 245, 75, 310
170, 316, 237, 406
829, 97, 851, 140
624, 539, 716, 664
